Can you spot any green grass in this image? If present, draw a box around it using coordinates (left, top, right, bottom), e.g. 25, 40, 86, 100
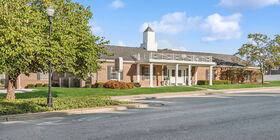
0, 86, 200, 116
196, 81, 280, 90
0, 86, 202, 99
0, 96, 128, 116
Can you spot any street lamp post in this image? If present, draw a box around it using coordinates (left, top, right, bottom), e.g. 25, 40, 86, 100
46, 6, 54, 108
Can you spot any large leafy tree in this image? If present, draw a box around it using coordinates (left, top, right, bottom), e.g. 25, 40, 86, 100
0, 0, 109, 99
235, 34, 280, 84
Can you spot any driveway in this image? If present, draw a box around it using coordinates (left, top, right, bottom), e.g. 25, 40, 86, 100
1, 89, 280, 140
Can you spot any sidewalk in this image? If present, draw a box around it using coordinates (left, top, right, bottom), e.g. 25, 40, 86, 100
111, 86, 280, 101
0, 88, 35, 94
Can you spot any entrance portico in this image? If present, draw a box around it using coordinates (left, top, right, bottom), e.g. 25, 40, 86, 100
135, 52, 216, 87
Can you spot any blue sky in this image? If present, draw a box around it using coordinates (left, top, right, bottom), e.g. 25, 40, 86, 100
73, 0, 280, 55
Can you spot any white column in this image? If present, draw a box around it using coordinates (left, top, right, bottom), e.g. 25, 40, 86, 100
175, 64, 179, 86
150, 63, 153, 87
188, 65, 192, 86
195, 67, 198, 85
209, 66, 213, 86
137, 63, 140, 83
117, 72, 121, 81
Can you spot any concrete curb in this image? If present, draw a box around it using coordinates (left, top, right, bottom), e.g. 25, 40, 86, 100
0, 103, 149, 122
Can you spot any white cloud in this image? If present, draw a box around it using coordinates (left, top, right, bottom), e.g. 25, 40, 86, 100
109, 0, 125, 9
141, 12, 242, 42
117, 41, 126, 46
201, 13, 242, 42
140, 12, 201, 34
89, 22, 102, 35
219, 0, 280, 10
157, 40, 187, 51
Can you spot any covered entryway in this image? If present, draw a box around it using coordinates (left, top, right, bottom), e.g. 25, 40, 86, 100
167, 66, 186, 86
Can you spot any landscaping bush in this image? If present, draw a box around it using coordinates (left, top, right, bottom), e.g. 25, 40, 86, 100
0, 96, 128, 116
62, 79, 69, 87
197, 80, 231, 85
127, 83, 135, 89
52, 83, 59, 87
27, 84, 35, 88
104, 81, 135, 89
95, 82, 104, 88
43, 84, 49, 87
85, 84, 92, 88
0, 84, 3, 88
73, 78, 80, 88
133, 82, 141, 88
35, 83, 43, 87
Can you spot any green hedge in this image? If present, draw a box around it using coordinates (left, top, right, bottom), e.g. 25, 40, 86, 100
0, 96, 129, 116
197, 80, 231, 85
27, 84, 35, 88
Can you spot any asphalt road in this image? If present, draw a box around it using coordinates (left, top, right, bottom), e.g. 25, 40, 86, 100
1, 89, 280, 140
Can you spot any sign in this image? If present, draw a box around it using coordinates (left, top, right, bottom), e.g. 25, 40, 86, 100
115, 57, 123, 72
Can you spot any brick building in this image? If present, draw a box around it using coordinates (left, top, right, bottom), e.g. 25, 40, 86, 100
4, 27, 259, 89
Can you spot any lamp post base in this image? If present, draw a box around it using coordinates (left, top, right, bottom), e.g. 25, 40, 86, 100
47, 96, 52, 108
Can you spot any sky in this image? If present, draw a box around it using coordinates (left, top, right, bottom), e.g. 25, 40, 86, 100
73, 0, 280, 55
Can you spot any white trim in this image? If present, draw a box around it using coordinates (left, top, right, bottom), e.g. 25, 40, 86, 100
98, 59, 136, 63
194, 67, 198, 85
209, 66, 213, 86
216, 65, 260, 69
175, 64, 179, 86
188, 65, 192, 86
137, 64, 140, 83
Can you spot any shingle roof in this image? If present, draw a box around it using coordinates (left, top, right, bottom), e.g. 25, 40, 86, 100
101, 45, 247, 67
144, 26, 154, 32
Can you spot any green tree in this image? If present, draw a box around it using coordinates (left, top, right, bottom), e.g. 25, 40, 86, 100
235, 34, 280, 84
0, 0, 109, 99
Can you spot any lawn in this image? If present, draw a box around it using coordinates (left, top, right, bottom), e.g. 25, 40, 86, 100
196, 81, 280, 90
0, 86, 201, 116
0, 86, 202, 99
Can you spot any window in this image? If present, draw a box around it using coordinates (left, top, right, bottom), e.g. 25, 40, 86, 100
142, 66, 155, 80
213, 70, 217, 80
37, 73, 49, 80
178, 70, 182, 77
206, 69, 216, 80
107, 66, 123, 80
172, 70, 175, 77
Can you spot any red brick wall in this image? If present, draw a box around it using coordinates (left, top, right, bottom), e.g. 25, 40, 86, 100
19, 73, 49, 88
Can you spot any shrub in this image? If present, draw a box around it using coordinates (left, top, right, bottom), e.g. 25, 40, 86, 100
73, 78, 80, 88
197, 80, 231, 85
104, 81, 135, 89
43, 84, 49, 87
95, 82, 104, 88
63, 79, 69, 87
35, 83, 43, 87
85, 84, 92, 88
104, 81, 120, 89
52, 83, 59, 87
0, 96, 128, 116
27, 84, 35, 88
133, 82, 141, 88
119, 82, 128, 89
127, 83, 135, 89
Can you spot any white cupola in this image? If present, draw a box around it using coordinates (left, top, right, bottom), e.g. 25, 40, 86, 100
141, 26, 158, 51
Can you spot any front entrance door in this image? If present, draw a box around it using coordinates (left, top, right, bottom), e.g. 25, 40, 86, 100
169, 69, 186, 85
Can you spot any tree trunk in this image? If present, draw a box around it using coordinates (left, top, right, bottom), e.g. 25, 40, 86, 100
6, 79, 16, 100
261, 71, 265, 85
